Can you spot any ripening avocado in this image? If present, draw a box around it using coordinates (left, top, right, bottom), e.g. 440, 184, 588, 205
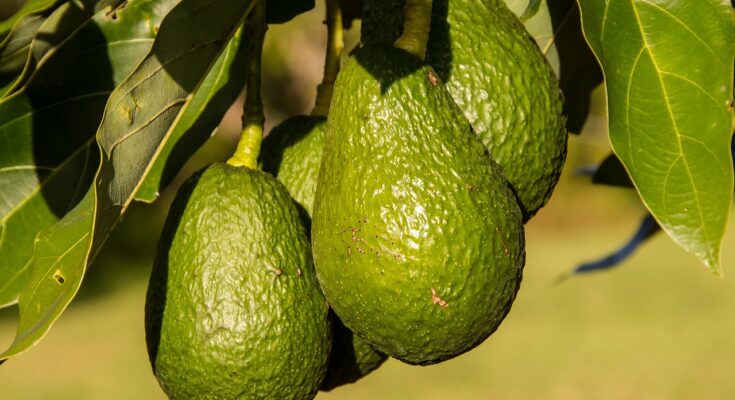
145, 163, 331, 399
362, 0, 567, 220
260, 120, 389, 389
312, 45, 525, 365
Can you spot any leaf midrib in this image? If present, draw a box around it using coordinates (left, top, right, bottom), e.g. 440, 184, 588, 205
629, 0, 712, 262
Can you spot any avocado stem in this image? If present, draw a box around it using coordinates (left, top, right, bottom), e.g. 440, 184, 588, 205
394, 0, 432, 59
228, 0, 267, 169
312, 0, 344, 117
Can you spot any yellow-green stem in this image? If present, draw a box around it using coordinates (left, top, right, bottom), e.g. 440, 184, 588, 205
312, 0, 344, 117
228, 0, 267, 169
394, 0, 432, 59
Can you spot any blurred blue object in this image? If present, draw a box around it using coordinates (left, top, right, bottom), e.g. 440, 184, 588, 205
570, 214, 661, 275
574, 164, 597, 177
565, 135, 733, 279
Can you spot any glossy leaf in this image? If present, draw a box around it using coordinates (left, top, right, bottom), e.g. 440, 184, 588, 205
578, 0, 734, 274
0, 0, 172, 309
136, 29, 250, 202
0, 0, 59, 41
0, 0, 255, 361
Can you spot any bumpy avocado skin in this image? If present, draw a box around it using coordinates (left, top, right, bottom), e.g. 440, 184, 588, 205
260, 115, 327, 219
312, 45, 525, 365
260, 121, 389, 389
145, 163, 331, 400
363, 0, 567, 219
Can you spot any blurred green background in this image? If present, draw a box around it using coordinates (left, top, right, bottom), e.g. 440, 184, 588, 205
2, 3, 735, 399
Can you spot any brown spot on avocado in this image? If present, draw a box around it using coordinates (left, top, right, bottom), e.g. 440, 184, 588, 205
427, 70, 438, 87
431, 288, 449, 309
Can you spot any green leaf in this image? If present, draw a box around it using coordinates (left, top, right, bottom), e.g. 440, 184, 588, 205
519, 0, 542, 21
265, 0, 314, 24
504, 0, 557, 68
578, 0, 734, 274
135, 29, 250, 202
0, 0, 255, 361
0, 0, 173, 309
2, 0, 126, 99
0, 15, 45, 97
0, 0, 60, 41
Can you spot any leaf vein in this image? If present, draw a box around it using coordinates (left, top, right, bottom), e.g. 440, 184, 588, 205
106, 98, 188, 151
637, 0, 723, 64
630, 0, 712, 259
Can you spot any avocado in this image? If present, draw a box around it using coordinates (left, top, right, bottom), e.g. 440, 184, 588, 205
260, 119, 388, 389
312, 45, 525, 365
260, 115, 327, 226
145, 162, 331, 399
362, 0, 567, 219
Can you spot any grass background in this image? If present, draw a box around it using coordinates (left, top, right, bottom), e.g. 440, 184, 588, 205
2, 2, 735, 399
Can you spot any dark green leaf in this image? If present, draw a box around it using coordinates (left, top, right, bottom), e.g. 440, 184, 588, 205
0, 15, 45, 98
0, 0, 255, 361
519, 0, 542, 21
3, 0, 126, 98
578, 0, 734, 274
0, 0, 173, 309
0, 0, 60, 41
266, 0, 314, 24
136, 28, 250, 202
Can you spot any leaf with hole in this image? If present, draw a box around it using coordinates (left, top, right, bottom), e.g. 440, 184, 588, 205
0, 0, 174, 309
0, 0, 256, 361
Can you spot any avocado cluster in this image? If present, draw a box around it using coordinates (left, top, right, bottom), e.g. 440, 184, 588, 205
145, 0, 566, 397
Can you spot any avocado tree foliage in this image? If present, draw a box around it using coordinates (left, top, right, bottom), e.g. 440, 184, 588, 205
0, 0, 732, 369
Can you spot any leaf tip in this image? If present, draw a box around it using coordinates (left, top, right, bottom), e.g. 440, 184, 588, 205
705, 258, 724, 278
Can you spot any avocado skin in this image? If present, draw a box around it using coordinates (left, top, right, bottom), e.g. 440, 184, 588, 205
260, 120, 389, 389
363, 0, 567, 220
145, 163, 331, 400
260, 115, 327, 221
312, 45, 525, 365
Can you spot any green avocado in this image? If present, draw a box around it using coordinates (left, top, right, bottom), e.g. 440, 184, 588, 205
260, 115, 327, 227
145, 162, 331, 399
260, 119, 388, 389
362, 0, 567, 219
312, 45, 525, 365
